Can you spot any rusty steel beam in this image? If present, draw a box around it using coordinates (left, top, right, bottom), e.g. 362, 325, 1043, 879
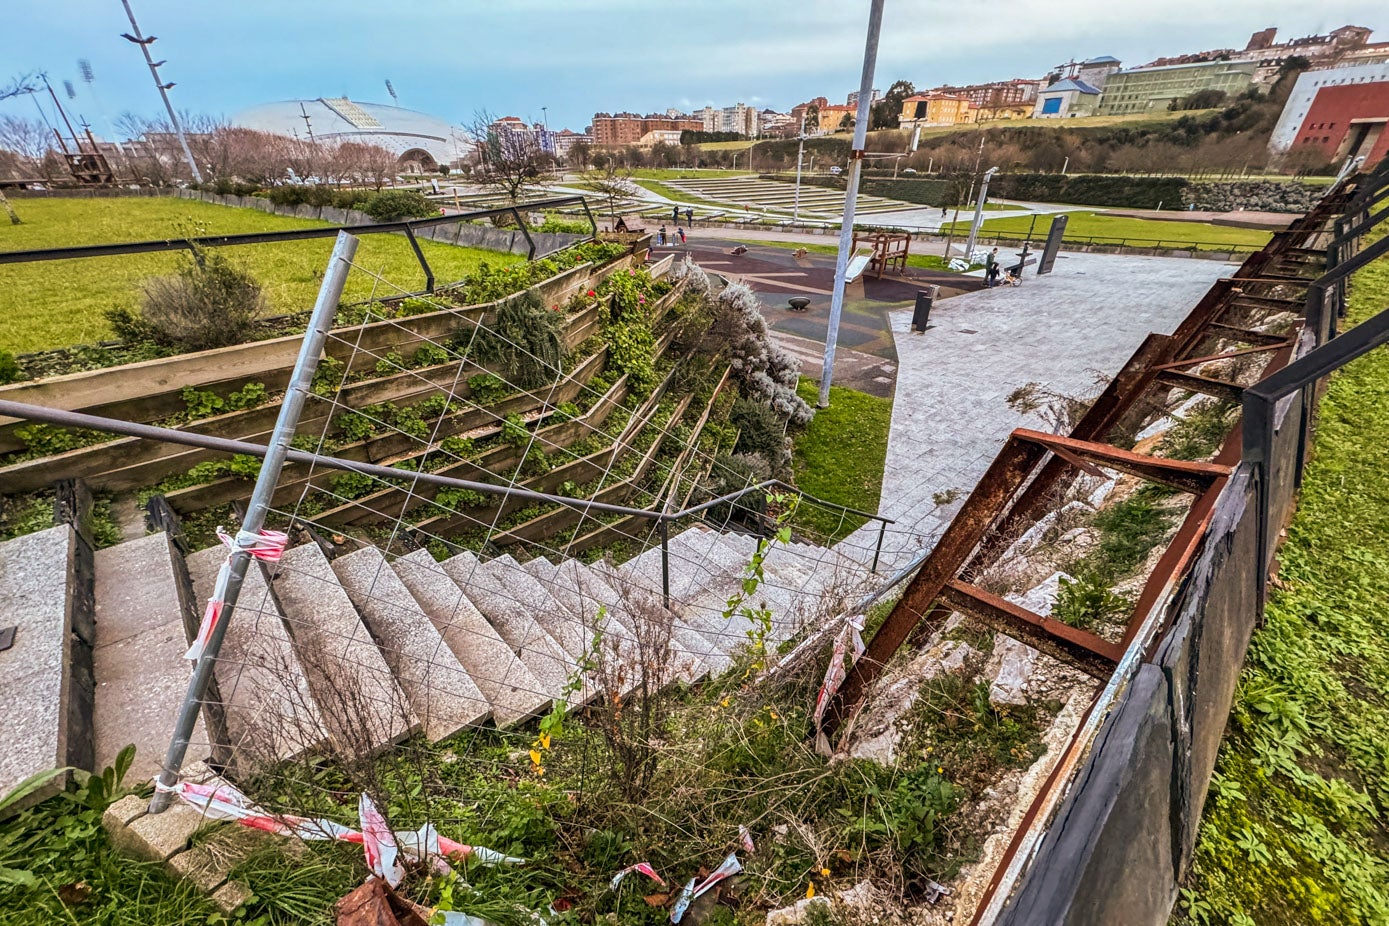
1154, 370, 1245, 403
1206, 322, 1290, 347
941, 580, 1120, 679
823, 437, 1047, 732
1011, 428, 1231, 494
1147, 341, 1292, 372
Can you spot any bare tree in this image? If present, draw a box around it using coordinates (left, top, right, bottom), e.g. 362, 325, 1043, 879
583, 152, 636, 220
0, 114, 56, 176
465, 109, 551, 202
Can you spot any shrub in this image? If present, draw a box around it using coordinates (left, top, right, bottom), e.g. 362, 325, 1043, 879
708, 283, 812, 426
438, 435, 474, 458
730, 396, 791, 473
0, 350, 21, 385
362, 190, 434, 221
470, 292, 567, 387
108, 245, 265, 352
605, 318, 656, 392
226, 382, 268, 411
413, 342, 452, 367
551, 401, 581, 423
466, 372, 509, 404
1053, 573, 1131, 630
435, 486, 488, 510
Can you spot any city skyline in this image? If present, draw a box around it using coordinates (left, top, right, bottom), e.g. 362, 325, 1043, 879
7, 0, 1388, 138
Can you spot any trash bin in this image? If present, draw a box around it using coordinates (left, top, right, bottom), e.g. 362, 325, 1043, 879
912, 286, 938, 332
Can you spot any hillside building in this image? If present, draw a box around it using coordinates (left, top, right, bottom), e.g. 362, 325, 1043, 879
1095, 61, 1257, 115
592, 112, 702, 147
1267, 60, 1389, 165
897, 94, 972, 131
1031, 79, 1102, 118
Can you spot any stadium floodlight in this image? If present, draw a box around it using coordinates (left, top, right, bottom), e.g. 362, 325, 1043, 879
118, 0, 201, 182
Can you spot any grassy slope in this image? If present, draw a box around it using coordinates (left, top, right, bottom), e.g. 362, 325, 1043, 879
1174, 239, 1389, 926
792, 378, 891, 541
626, 168, 754, 181
942, 210, 1272, 249
0, 197, 521, 353
729, 239, 974, 273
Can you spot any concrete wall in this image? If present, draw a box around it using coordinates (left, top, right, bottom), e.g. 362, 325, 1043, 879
994, 337, 1318, 925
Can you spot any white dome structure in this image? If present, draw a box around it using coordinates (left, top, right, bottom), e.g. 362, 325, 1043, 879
232, 97, 470, 169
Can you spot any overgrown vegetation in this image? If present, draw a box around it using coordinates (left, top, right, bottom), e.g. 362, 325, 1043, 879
1174, 237, 1389, 926
106, 244, 267, 352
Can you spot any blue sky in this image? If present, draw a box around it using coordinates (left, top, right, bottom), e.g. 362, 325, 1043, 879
7, 0, 1386, 137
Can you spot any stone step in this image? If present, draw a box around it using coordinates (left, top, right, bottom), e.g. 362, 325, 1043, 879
441, 552, 578, 704
0, 525, 93, 813
267, 543, 417, 753
184, 545, 330, 771
331, 546, 489, 742
595, 559, 737, 672
481, 555, 591, 660
93, 531, 207, 785
390, 550, 549, 727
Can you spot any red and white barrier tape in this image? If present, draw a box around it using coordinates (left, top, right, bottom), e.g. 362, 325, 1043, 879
812, 613, 866, 728
184, 528, 290, 661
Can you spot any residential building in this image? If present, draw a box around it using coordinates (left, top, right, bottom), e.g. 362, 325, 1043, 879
1095, 61, 1257, 115
1031, 79, 1102, 118
931, 79, 1043, 122
816, 103, 859, 133
791, 97, 829, 131
846, 88, 880, 107
1145, 25, 1389, 87
591, 111, 702, 147
896, 94, 972, 131
488, 116, 548, 159
636, 129, 684, 148
552, 129, 593, 159
1268, 60, 1389, 163
971, 102, 1034, 122
759, 110, 797, 137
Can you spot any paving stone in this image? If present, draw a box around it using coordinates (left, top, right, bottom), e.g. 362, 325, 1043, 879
442, 553, 576, 704
212, 880, 254, 914
186, 546, 329, 768
331, 546, 489, 742
93, 532, 207, 784
268, 543, 417, 751
103, 793, 149, 830
166, 844, 230, 893
111, 800, 208, 861
0, 526, 80, 810
391, 550, 549, 726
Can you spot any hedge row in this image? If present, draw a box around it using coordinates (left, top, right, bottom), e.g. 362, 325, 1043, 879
989, 174, 1188, 209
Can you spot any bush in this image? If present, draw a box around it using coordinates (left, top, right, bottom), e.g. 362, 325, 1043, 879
107, 245, 265, 352
730, 396, 790, 473
470, 292, 567, 388
710, 283, 813, 426
0, 351, 20, 385
362, 190, 434, 221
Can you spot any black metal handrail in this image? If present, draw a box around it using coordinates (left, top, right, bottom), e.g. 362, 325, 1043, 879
0, 195, 600, 287
0, 399, 896, 599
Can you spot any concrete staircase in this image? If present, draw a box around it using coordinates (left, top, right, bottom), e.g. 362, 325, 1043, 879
0, 521, 873, 800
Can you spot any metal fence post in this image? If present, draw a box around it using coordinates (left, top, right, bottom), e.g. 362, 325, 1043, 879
148, 231, 359, 812
659, 519, 671, 609
872, 520, 886, 574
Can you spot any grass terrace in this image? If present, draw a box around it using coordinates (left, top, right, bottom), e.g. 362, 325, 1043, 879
0, 197, 523, 353
942, 210, 1273, 250
791, 378, 892, 541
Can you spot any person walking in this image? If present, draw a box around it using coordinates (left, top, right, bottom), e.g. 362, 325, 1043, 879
658, 225, 667, 246
985, 247, 999, 287
673, 205, 680, 226
685, 207, 694, 227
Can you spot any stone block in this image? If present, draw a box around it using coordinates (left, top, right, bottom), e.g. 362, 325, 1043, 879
391, 551, 549, 726
111, 801, 207, 861
269, 543, 417, 751
166, 845, 229, 893
332, 546, 489, 741
213, 880, 254, 914
102, 793, 149, 831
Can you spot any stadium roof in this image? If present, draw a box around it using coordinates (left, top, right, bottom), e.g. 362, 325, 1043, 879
232, 98, 470, 166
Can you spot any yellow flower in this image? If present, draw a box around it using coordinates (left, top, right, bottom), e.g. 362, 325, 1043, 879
529, 748, 543, 767
768, 708, 779, 720
539, 732, 552, 750
938, 766, 944, 774
806, 883, 816, 899
820, 868, 830, 877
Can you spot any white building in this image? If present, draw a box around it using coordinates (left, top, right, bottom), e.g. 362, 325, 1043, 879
1031, 79, 1102, 118
695, 103, 759, 136
1267, 60, 1389, 152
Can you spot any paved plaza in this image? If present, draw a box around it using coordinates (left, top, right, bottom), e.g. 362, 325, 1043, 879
837, 251, 1238, 569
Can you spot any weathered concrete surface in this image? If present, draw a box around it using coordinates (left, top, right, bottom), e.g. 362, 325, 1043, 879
391, 550, 549, 726
93, 532, 206, 783
186, 546, 329, 767
269, 543, 417, 751
331, 546, 489, 742
0, 526, 80, 810
841, 252, 1237, 570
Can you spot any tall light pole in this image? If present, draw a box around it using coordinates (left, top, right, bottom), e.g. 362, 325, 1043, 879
818, 0, 885, 409
792, 113, 806, 221
119, 0, 201, 182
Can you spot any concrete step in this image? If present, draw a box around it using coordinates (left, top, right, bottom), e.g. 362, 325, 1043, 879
267, 543, 417, 753
441, 552, 577, 704
331, 547, 489, 742
594, 559, 736, 674
184, 545, 329, 771
0, 525, 93, 813
93, 532, 206, 785
390, 550, 549, 727
480, 555, 590, 660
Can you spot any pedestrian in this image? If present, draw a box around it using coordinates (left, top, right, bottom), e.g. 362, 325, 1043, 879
658, 225, 667, 246
673, 205, 680, 225
685, 207, 694, 227
985, 247, 999, 287
941, 206, 947, 218
677, 226, 687, 245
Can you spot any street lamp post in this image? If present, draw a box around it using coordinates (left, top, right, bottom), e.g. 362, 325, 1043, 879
962, 166, 998, 261
818, 0, 886, 409
793, 114, 806, 221
119, 0, 201, 183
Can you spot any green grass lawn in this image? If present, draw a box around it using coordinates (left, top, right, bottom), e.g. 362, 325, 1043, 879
792, 378, 891, 541
941, 210, 1271, 250
627, 168, 754, 181
1174, 237, 1389, 925
731, 239, 975, 273
0, 197, 521, 354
